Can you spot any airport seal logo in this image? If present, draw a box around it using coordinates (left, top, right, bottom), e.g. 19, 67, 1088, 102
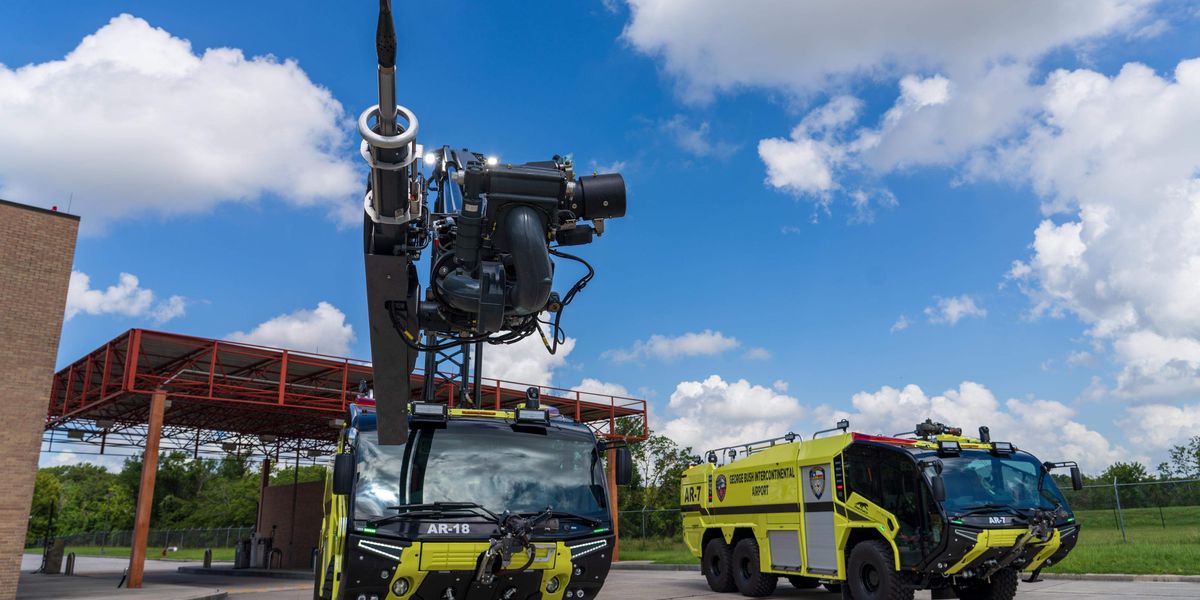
809, 466, 826, 500
715, 474, 727, 502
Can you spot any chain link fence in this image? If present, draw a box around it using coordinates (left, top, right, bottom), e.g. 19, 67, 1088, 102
24, 526, 254, 550
618, 508, 683, 540
1061, 478, 1200, 543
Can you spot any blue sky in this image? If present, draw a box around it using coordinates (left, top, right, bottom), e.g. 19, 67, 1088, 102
6, 1, 1200, 472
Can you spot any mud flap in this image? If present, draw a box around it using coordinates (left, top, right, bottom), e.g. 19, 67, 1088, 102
364, 253, 419, 445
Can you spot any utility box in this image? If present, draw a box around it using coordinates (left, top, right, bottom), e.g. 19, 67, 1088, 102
41, 540, 66, 575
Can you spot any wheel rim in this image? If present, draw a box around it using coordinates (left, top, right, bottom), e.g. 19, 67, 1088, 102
740, 556, 752, 580
861, 563, 880, 592
709, 555, 721, 577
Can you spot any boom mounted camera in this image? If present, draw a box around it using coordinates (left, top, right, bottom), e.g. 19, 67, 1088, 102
359, 0, 627, 443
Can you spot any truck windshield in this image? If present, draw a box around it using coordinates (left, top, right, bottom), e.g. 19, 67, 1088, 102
937, 450, 1069, 515
353, 422, 609, 523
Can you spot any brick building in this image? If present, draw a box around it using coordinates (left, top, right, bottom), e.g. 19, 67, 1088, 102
0, 199, 79, 599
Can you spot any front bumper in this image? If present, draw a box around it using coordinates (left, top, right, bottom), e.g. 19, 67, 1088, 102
929, 524, 1079, 577
340, 534, 614, 600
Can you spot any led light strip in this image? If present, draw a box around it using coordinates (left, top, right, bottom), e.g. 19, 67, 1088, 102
358, 539, 405, 561
567, 539, 608, 560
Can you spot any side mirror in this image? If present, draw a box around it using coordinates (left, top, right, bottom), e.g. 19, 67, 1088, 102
332, 453, 355, 496
1070, 466, 1084, 491
932, 475, 946, 503
614, 446, 633, 486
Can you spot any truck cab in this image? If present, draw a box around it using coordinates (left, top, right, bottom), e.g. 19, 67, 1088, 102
681, 422, 1083, 600
316, 401, 631, 600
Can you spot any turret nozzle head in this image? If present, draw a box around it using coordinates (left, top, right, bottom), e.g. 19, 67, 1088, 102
376, 0, 397, 68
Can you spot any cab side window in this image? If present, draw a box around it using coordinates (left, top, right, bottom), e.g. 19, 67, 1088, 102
844, 445, 884, 505
845, 444, 924, 566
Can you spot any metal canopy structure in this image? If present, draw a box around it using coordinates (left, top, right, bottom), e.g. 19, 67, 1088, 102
46, 329, 649, 454
44, 329, 649, 586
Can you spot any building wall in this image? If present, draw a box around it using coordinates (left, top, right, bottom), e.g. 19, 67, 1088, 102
257, 480, 325, 570
0, 200, 79, 599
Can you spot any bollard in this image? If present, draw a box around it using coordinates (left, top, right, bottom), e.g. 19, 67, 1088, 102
203, 548, 212, 569
65, 552, 75, 576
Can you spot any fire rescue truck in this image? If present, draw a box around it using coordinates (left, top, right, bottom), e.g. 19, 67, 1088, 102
680, 420, 1084, 600
315, 396, 632, 600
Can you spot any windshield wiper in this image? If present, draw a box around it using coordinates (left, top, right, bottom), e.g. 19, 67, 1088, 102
955, 503, 1017, 517
368, 502, 500, 527
519, 510, 602, 528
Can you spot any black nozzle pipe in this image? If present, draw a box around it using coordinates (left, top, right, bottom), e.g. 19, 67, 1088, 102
575, 173, 627, 220
376, 0, 396, 68
503, 206, 553, 315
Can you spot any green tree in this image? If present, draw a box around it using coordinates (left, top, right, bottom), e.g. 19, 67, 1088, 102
611, 419, 694, 538
94, 484, 135, 535
1158, 436, 1200, 479
1099, 462, 1150, 483
28, 471, 63, 544
270, 465, 327, 486
188, 474, 260, 527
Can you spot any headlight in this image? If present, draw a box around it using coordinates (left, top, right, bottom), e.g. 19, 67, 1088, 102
391, 578, 411, 596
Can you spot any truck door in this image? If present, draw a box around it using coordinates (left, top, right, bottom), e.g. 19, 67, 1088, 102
800, 462, 838, 575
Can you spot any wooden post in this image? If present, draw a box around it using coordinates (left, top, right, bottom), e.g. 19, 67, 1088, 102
127, 389, 166, 588
607, 448, 620, 562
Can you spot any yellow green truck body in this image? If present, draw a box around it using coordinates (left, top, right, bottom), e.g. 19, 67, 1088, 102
681, 427, 1081, 600
315, 403, 622, 600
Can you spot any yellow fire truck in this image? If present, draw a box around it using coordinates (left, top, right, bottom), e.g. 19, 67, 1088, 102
680, 420, 1084, 600
315, 398, 631, 600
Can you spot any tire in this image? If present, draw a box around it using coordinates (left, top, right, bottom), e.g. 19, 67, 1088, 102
731, 538, 778, 597
823, 583, 842, 593
846, 541, 912, 600
956, 568, 1019, 600
703, 537, 737, 593
788, 575, 821, 589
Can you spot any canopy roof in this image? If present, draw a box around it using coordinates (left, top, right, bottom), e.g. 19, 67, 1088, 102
47, 329, 647, 453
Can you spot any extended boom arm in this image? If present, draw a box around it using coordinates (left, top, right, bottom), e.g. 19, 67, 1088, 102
358, 2, 627, 444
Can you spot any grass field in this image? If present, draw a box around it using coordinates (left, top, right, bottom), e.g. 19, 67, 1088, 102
618, 505, 1200, 575
25, 545, 236, 562
1046, 505, 1199, 574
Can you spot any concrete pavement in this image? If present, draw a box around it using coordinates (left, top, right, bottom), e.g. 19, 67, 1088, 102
18, 555, 1200, 599
598, 570, 1200, 599
17, 554, 307, 600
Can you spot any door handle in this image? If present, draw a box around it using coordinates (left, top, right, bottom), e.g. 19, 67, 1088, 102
855, 502, 868, 510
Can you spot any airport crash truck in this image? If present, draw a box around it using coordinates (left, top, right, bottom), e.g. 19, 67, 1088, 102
680, 420, 1085, 600
315, 399, 632, 600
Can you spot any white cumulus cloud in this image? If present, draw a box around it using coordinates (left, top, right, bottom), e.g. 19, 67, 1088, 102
810, 382, 1129, 473
622, 0, 1149, 103
660, 375, 806, 452
66, 270, 185, 323
1122, 403, 1200, 449
924, 295, 987, 325
653, 376, 1139, 472
604, 329, 740, 363
226, 301, 355, 356
625, 2, 1151, 217
571, 378, 631, 399
659, 115, 737, 158
997, 59, 1200, 399
0, 14, 359, 230
480, 334, 576, 388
